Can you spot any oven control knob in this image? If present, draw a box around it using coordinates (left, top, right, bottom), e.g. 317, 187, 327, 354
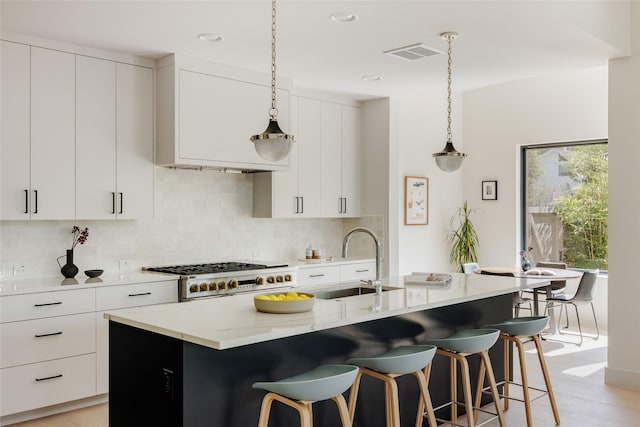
276, 275, 284, 283
199, 283, 209, 292
284, 274, 292, 282
218, 281, 227, 290
189, 284, 199, 293
267, 276, 275, 284
256, 276, 265, 285
229, 279, 238, 289
210, 282, 218, 291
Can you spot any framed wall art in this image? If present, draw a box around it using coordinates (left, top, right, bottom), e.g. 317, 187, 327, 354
482, 180, 498, 200
404, 176, 428, 225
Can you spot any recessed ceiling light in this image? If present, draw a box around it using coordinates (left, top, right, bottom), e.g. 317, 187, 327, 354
329, 12, 358, 23
197, 33, 224, 42
362, 75, 382, 81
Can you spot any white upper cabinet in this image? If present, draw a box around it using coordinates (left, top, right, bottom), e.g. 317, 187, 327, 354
29, 47, 76, 220
253, 95, 362, 219
76, 56, 117, 219
1, 41, 31, 220
115, 63, 154, 220
156, 54, 292, 171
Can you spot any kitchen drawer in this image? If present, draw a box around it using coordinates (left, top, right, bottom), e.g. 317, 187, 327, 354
1, 312, 95, 368
0, 288, 95, 323
340, 262, 376, 282
0, 353, 96, 416
96, 280, 178, 311
296, 265, 340, 287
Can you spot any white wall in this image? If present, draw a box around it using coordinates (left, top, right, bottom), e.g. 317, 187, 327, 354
0, 168, 380, 278
462, 66, 608, 267
606, 1, 640, 390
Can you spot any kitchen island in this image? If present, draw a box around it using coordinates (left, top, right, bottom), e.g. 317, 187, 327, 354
106, 273, 548, 427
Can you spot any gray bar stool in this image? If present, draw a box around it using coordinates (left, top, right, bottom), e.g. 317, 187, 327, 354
252, 364, 359, 427
482, 316, 560, 427
347, 345, 438, 427
421, 329, 505, 427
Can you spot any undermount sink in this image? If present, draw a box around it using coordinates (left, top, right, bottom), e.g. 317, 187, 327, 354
313, 285, 400, 300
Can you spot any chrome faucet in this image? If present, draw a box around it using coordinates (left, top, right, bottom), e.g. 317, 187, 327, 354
342, 227, 383, 295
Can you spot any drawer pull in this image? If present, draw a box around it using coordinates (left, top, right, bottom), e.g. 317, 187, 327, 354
128, 292, 152, 297
35, 374, 63, 382
355, 269, 370, 273
34, 301, 62, 307
309, 274, 325, 278
35, 331, 63, 338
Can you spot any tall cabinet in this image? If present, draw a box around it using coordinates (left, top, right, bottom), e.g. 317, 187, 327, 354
1, 43, 75, 220
1, 39, 154, 221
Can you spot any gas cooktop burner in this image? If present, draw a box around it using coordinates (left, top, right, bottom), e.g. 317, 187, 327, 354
145, 262, 273, 276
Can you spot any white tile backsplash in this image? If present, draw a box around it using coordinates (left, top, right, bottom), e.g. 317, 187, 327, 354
0, 168, 382, 278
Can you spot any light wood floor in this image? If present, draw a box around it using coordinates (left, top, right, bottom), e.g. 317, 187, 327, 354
9, 334, 640, 427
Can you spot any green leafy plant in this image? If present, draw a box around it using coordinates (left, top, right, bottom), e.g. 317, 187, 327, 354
448, 201, 479, 272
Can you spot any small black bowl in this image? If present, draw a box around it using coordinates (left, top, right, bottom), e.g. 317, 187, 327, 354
85, 269, 104, 278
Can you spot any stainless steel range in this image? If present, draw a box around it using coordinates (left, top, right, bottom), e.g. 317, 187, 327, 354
144, 262, 297, 301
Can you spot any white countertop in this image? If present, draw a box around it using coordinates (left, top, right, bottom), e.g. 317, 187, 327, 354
0, 271, 179, 296
291, 257, 374, 266
105, 273, 550, 350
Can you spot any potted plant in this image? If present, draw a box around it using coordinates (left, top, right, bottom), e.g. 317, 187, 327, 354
448, 201, 479, 272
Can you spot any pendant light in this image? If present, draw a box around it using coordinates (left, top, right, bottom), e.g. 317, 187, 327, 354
433, 32, 466, 172
250, 0, 294, 162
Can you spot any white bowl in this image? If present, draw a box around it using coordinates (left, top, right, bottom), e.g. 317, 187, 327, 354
254, 292, 315, 314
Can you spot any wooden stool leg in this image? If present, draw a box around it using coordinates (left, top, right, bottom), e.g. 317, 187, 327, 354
257, 392, 276, 427
413, 369, 437, 427
415, 388, 425, 427
347, 370, 363, 422
513, 337, 533, 427
332, 394, 352, 427
455, 354, 476, 427
478, 351, 506, 427
533, 335, 560, 425
450, 355, 458, 426
386, 377, 401, 427
298, 402, 312, 427
473, 354, 486, 424
503, 336, 510, 411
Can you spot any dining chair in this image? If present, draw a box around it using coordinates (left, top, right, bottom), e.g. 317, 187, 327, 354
480, 270, 533, 317
534, 261, 568, 297
544, 270, 600, 346
462, 263, 480, 274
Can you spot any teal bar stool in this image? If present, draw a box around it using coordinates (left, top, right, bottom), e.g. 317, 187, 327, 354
346, 345, 438, 427
252, 364, 358, 427
481, 316, 560, 427
421, 329, 505, 427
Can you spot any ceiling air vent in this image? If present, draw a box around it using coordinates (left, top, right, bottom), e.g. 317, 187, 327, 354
384, 43, 442, 61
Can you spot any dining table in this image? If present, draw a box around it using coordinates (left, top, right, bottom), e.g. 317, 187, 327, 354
476, 266, 584, 332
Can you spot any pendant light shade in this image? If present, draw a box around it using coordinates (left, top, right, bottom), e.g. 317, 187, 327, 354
250, 0, 294, 162
251, 119, 295, 162
433, 31, 466, 172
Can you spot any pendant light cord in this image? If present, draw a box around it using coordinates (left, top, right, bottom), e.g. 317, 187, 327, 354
270, 0, 278, 120
446, 34, 453, 143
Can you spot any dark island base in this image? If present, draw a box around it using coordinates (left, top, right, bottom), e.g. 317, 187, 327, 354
109, 293, 513, 427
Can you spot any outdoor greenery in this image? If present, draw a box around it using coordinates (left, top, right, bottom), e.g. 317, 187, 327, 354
448, 201, 479, 272
553, 145, 608, 269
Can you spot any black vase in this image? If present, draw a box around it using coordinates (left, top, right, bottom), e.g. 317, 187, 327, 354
60, 249, 79, 279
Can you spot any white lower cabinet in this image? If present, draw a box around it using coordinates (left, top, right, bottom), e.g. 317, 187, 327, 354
0, 279, 178, 418
339, 262, 376, 282
296, 265, 341, 287
0, 354, 96, 416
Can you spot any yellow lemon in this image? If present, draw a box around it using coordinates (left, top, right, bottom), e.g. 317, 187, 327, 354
286, 292, 299, 298
256, 295, 270, 300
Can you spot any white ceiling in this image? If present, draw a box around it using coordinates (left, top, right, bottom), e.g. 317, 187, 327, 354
0, 1, 631, 100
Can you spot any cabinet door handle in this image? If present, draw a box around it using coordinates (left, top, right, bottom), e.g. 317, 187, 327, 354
33, 190, 38, 214
24, 189, 29, 214
34, 301, 62, 307
128, 292, 152, 297
119, 192, 124, 214
111, 192, 116, 214
309, 274, 325, 278
35, 331, 63, 338
300, 196, 304, 214
294, 197, 299, 214
35, 374, 63, 382
338, 197, 342, 214
355, 269, 370, 273
343, 198, 347, 214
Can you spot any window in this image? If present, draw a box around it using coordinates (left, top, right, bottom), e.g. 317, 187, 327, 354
521, 140, 608, 270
